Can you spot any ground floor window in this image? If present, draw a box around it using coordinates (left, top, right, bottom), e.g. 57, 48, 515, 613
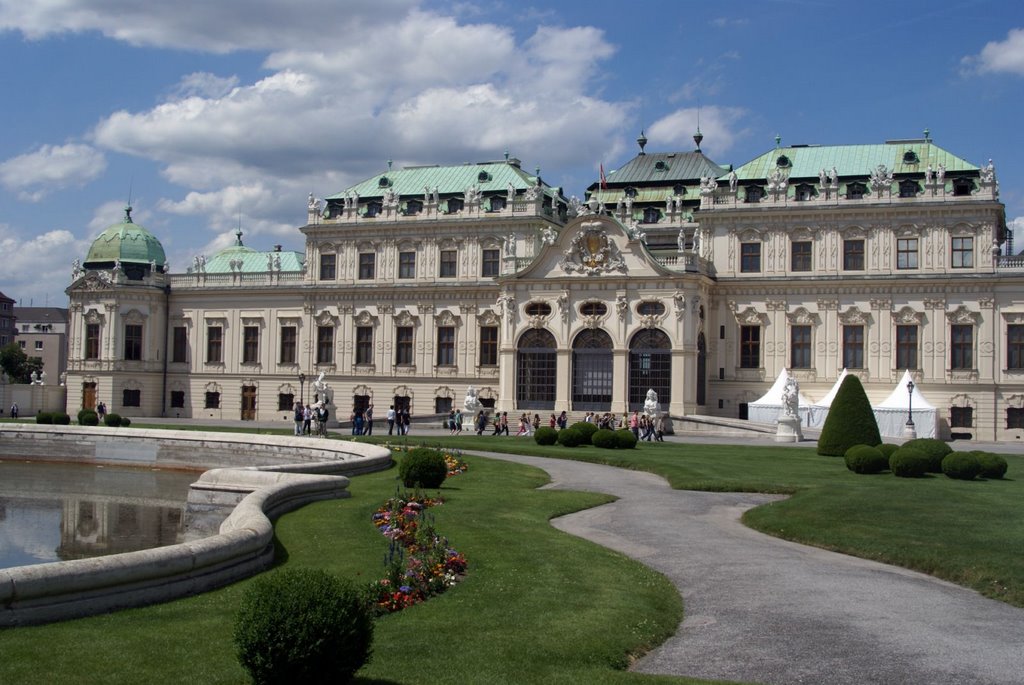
170, 391, 185, 408
122, 388, 141, 407
205, 391, 221, 409
1007, 407, 1024, 429
278, 393, 294, 411
950, 406, 973, 428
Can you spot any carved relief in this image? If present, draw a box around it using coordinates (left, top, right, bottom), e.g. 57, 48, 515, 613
945, 305, 980, 325
732, 306, 768, 326
435, 310, 462, 327
476, 309, 501, 326
785, 307, 820, 326
314, 310, 336, 326
838, 306, 872, 325
394, 310, 419, 327
559, 222, 626, 275
353, 310, 378, 326
891, 307, 924, 325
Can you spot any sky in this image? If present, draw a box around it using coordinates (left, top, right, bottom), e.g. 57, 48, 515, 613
1, 0, 1023, 307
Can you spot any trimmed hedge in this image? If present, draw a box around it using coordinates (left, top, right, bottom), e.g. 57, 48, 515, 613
78, 410, 99, 426
53, 412, 71, 425
121, 416, 131, 427
104, 413, 123, 427
533, 426, 558, 445
35, 412, 53, 424
556, 427, 585, 448
570, 421, 599, 445
889, 447, 930, 478
901, 438, 952, 473
941, 452, 982, 480
876, 443, 900, 458
972, 451, 1009, 479
817, 375, 881, 456
614, 429, 638, 449
234, 568, 373, 685
591, 428, 618, 449
844, 444, 889, 474
399, 448, 447, 489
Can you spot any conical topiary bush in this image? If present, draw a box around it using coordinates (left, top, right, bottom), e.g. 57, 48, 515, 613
817, 374, 881, 456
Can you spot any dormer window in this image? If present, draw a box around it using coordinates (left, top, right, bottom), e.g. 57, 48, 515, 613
624, 187, 638, 198
673, 184, 685, 196
478, 171, 491, 183
776, 155, 791, 168
365, 201, 382, 217
405, 199, 423, 215
378, 176, 391, 188
794, 183, 816, 201
489, 196, 506, 212
446, 198, 464, 213
654, 160, 668, 171
952, 178, 974, 196
902, 150, 920, 164
744, 186, 764, 203
899, 179, 920, 198
642, 207, 661, 224
525, 302, 552, 317
846, 182, 867, 200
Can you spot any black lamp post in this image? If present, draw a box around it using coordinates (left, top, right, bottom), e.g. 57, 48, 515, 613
904, 378, 917, 438
298, 372, 306, 405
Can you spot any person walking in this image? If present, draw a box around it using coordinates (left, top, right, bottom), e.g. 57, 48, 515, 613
364, 403, 374, 435
476, 410, 487, 435
293, 401, 304, 436
630, 410, 640, 439
10, 402, 18, 420
455, 409, 464, 434
302, 404, 313, 435
499, 411, 509, 435
386, 405, 396, 435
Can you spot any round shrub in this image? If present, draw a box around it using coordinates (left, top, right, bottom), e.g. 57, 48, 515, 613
77, 408, 93, 424
53, 412, 71, 425
901, 438, 952, 473
104, 413, 122, 427
399, 447, 447, 489
79, 410, 99, 426
35, 412, 53, 424
941, 451, 982, 480
844, 444, 889, 474
534, 426, 558, 445
556, 427, 584, 447
614, 428, 638, 449
875, 443, 900, 458
120, 416, 131, 427
591, 428, 618, 449
570, 421, 599, 445
972, 451, 1008, 479
234, 568, 373, 685
817, 375, 881, 456
889, 447, 930, 478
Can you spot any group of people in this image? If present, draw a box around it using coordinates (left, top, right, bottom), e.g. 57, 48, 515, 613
386, 405, 411, 435
350, 404, 374, 435
293, 401, 330, 438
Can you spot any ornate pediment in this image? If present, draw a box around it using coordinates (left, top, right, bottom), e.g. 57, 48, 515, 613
841, 225, 867, 240
314, 310, 337, 327
83, 308, 105, 325
1002, 311, 1024, 325
353, 310, 378, 326
946, 305, 980, 325
732, 306, 767, 326
476, 309, 500, 326
891, 307, 924, 325
737, 228, 762, 242
77, 272, 113, 291
838, 306, 872, 325
394, 310, 419, 327
785, 307, 820, 326
559, 221, 626, 275
435, 310, 461, 327
241, 316, 264, 328
122, 308, 147, 325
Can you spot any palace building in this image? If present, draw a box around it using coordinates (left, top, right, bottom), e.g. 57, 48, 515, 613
65, 132, 1023, 441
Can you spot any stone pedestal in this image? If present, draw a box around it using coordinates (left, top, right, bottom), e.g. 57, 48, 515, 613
775, 415, 803, 443
902, 422, 917, 439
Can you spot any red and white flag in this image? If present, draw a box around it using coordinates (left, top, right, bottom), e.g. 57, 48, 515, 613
599, 162, 608, 189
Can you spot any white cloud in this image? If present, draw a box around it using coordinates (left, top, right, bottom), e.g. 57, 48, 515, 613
0, 223, 91, 305
646, 106, 749, 157
168, 72, 240, 100
0, 144, 106, 201
962, 28, 1024, 76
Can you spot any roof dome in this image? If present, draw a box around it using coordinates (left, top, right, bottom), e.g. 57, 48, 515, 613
84, 206, 167, 269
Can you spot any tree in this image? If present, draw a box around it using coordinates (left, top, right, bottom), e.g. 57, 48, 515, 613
817, 374, 881, 456
0, 343, 44, 384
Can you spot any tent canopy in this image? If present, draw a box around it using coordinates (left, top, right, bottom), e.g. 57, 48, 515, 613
750, 368, 811, 407
811, 368, 848, 409
876, 370, 936, 409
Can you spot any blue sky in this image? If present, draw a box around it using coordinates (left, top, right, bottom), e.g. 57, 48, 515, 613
1, 0, 1022, 306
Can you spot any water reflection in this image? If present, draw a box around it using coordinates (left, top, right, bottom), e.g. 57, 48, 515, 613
0, 461, 198, 570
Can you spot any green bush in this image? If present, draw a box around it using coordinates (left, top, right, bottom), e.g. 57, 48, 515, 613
889, 447, 930, 478
591, 428, 618, 449
104, 413, 123, 427
120, 416, 131, 427
844, 444, 889, 474
901, 438, 952, 473
817, 375, 881, 456
399, 448, 447, 489
234, 568, 373, 685
77, 408, 94, 424
53, 412, 71, 425
876, 443, 900, 458
79, 410, 99, 426
972, 451, 1008, 479
570, 421, 598, 445
556, 427, 584, 447
35, 412, 53, 424
614, 428, 638, 449
941, 452, 982, 480
533, 426, 558, 445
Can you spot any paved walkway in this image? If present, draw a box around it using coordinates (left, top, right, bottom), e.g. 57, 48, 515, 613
474, 451, 1024, 685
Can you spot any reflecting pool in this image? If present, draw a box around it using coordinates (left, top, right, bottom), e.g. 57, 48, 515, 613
0, 460, 199, 570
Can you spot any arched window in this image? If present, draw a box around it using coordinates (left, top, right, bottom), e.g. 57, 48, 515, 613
628, 329, 671, 410
572, 329, 613, 411
516, 329, 556, 410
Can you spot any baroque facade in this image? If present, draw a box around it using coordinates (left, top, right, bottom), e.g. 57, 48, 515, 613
65, 134, 1024, 441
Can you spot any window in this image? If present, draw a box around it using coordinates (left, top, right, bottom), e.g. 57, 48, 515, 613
206, 326, 223, 363
951, 237, 974, 268
950, 406, 973, 428
355, 326, 373, 365
899, 180, 919, 198
172, 326, 188, 363
170, 390, 185, 408
34, 340, 43, 350
794, 184, 815, 201
481, 248, 500, 277
447, 198, 464, 213
278, 393, 294, 411
436, 326, 455, 366
1007, 407, 1024, 429
319, 253, 336, 280
124, 324, 143, 361
896, 325, 918, 370
317, 326, 334, 364
399, 251, 416, 279
405, 199, 423, 215
479, 326, 498, 366
526, 302, 553, 317
744, 186, 763, 203
579, 302, 606, 317
439, 249, 457, 278
279, 326, 296, 364
791, 241, 812, 272
1008, 325, 1024, 370
740, 242, 761, 273
637, 301, 666, 316
358, 252, 375, 279
847, 182, 867, 199
122, 388, 141, 407
205, 391, 221, 409
365, 201, 382, 217
435, 396, 453, 414
243, 326, 259, 364
952, 178, 974, 196
896, 238, 918, 270
642, 207, 661, 223
843, 325, 864, 368
790, 326, 811, 369
395, 326, 413, 365
843, 239, 865, 270
740, 326, 760, 368
489, 196, 506, 212
951, 324, 973, 370
18, 340, 25, 349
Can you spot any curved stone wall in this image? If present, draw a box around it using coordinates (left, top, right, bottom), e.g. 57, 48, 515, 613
0, 425, 392, 626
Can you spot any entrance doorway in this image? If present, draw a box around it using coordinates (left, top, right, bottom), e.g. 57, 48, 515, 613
82, 382, 97, 410
516, 329, 556, 410
572, 329, 613, 411
241, 386, 257, 420
628, 329, 671, 410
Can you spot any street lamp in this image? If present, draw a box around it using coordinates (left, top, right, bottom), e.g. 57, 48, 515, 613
298, 372, 306, 405
904, 378, 917, 439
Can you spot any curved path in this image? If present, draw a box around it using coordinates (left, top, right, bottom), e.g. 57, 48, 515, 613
476, 451, 1024, 685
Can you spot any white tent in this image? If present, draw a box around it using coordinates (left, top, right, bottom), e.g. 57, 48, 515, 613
748, 368, 812, 425
806, 368, 848, 428
872, 370, 937, 439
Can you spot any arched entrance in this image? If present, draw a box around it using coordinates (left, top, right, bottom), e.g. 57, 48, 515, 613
572, 329, 613, 411
516, 329, 556, 410
628, 329, 671, 410
697, 331, 707, 406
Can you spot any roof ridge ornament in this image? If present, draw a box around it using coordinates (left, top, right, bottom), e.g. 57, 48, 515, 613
637, 130, 648, 155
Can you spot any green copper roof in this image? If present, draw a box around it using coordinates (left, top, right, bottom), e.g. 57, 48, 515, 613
592, 152, 728, 189
728, 139, 979, 181
202, 230, 303, 274
84, 206, 167, 266
327, 159, 561, 200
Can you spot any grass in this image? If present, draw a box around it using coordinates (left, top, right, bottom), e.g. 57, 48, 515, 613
0, 453, 715, 684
